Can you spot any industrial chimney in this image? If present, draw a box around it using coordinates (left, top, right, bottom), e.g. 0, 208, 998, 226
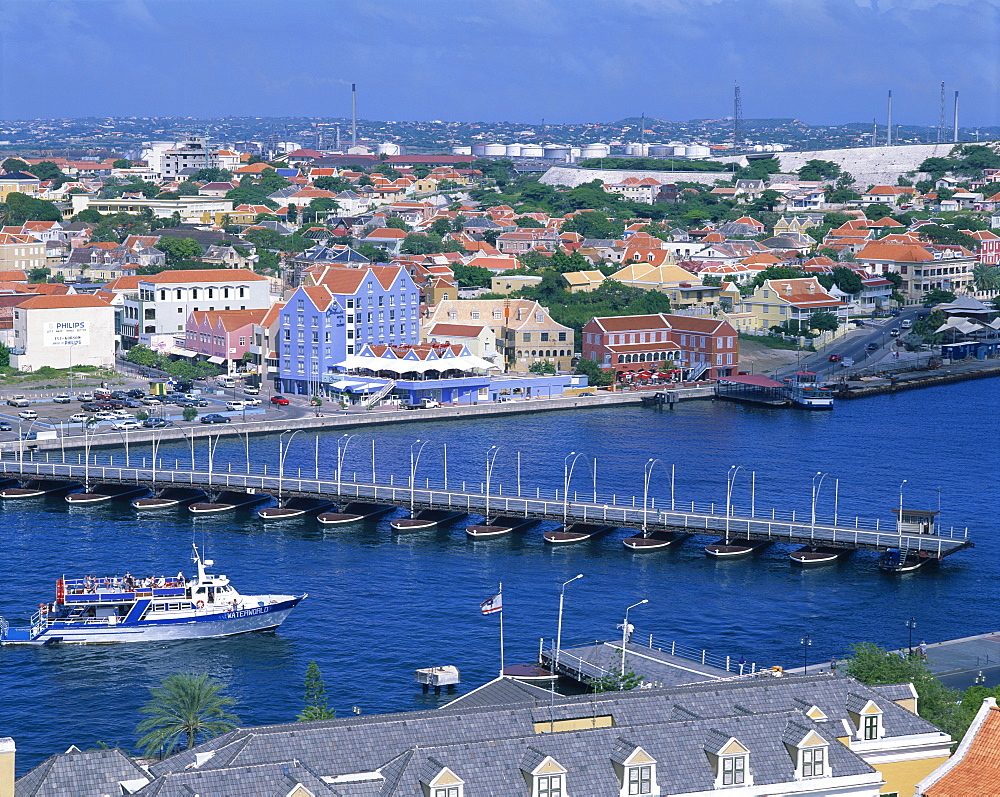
953, 91, 960, 143
886, 90, 893, 147
351, 83, 358, 150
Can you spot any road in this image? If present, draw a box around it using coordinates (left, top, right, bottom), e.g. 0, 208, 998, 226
774, 307, 928, 381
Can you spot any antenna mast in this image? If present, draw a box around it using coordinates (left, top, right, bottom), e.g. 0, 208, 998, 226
733, 83, 744, 151
886, 90, 893, 147
953, 91, 960, 143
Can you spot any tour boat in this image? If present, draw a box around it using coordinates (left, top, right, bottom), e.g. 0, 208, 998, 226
0, 546, 305, 645
879, 548, 936, 574
783, 372, 835, 409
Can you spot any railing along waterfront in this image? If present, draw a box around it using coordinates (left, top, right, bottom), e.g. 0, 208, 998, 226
0, 453, 972, 557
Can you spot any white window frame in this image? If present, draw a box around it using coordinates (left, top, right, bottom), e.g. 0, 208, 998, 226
801, 746, 825, 778
535, 773, 563, 797
721, 755, 746, 786
627, 764, 653, 794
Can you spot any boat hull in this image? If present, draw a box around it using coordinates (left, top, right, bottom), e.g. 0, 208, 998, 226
705, 538, 771, 558
790, 546, 850, 566
623, 531, 690, 551
3, 596, 303, 645
543, 523, 615, 545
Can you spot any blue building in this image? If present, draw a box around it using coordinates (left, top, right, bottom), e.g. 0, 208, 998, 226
277, 265, 420, 395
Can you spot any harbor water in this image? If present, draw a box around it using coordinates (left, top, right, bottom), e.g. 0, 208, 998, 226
1, 379, 996, 772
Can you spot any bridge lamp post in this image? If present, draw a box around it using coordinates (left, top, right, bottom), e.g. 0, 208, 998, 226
336, 433, 358, 496
409, 439, 430, 513
725, 465, 744, 542
898, 479, 907, 534
554, 573, 583, 674
562, 452, 585, 525
642, 458, 663, 536
621, 599, 648, 676
811, 472, 828, 541
800, 633, 812, 674
484, 445, 502, 519
277, 429, 304, 500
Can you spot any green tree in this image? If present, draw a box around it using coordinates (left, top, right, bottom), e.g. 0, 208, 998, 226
313, 176, 352, 193
71, 208, 104, 223
401, 233, 443, 255
589, 665, 643, 693
28, 161, 68, 183
561, 210, 625, 240
3, 192, 62, 225
514, 216, 544, 228
125, 345, 162, 368
528, 360, 556, 375
28, 267, 50, 283
2, 157, 30, 172
919, 225, 978, 250
798, 159, 841, 181
0, 341, 10, 368
809, 311, 840, 332
452, 264, 494, 288
135, 673, 238, 757
973, 264, 1000, 294
182, 407, 199, 422
922, 288, 956, 307
374, 164, 401, 180
297, 661, 336, 721
157, 237, 203, 266
574, 357, 613, 386
112, 159, 132, 169
385, 217, 409, 231
191, 167, 233, 183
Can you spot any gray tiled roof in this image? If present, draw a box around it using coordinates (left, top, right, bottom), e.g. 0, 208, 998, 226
15, 746, 149, 797
21, 674, 946, 797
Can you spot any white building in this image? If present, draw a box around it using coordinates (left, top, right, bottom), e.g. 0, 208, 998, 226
127, 268, 272, 346
10, 294, 116, 370
141, 136, 219, 180
69, 194, 234, 224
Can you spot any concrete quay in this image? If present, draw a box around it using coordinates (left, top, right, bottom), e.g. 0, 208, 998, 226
0, 386, 713, 454
837, 359, 1000, 400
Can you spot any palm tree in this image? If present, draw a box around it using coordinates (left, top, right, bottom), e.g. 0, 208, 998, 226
972, 263, 1000, 294
136, 673, 238, 758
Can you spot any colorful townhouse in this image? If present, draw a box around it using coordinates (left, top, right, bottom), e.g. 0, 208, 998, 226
276, 264, 420, 395
185, 309, 269, 371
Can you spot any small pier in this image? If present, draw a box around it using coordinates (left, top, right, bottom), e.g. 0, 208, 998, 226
541, 636, 756, 688
714, 375, 791, 408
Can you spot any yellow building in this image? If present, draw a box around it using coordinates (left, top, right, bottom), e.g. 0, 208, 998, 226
610, 261, 721, 308
490, 274, 543, 295
563, 270, 606, 293
0, 233, 45, 272
739, 277, 846, 332
0, 174, 41, 199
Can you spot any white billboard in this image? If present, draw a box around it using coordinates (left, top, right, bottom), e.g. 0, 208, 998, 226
44, 320, 89, 347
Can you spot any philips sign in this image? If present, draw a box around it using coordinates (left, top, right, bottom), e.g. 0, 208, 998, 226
44, 321, 89, 347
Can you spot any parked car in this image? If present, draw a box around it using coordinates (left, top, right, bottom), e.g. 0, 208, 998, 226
94, 411, 116, 420
244, 398, 262, 407
53, 393, 73, 404
0, 422, 12, 431
6, 396, 28, 407
840, 357, 854, 368
126, 389, 145, 398
68, 413, 89, 423
188, 397, 208, 407
270, 395, 290, 405
141, 397, 162, 406
123, 399, 143, 408
112, 419, 142, 430
18, 410, 38, 420
77, 393, 95, 402
200, 413, 231, 424
80, 403, 100, 412
143, 417, 173, 428
110, 391, 128, 400
225, 401, 246, 411
112, 410, 134, 419
243, 385, 260, 395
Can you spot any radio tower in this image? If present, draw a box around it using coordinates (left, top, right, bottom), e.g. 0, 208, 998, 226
938, 81, 946, 144
733, 83, 744, 151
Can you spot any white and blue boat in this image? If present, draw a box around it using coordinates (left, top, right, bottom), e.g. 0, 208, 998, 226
0, 546, 305, 645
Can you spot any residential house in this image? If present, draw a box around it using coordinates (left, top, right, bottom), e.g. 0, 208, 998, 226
277, 265, 420, 395
0, 171, 41, 199
604, 176, 663, 204
360, 227, 408, 255
610, 260, 721, 308
582, 313, 738, 380
861, 186, 916, 207
917, 696, 1000, 795
0, 233, 45, 272
739, 277, 847, 333
465, 254, 521, 274
10, 294, 115, 370
202, 244, 258, 270
197, 181, 236, 197
425, 299, 574, 372
855, 242, 979, 303
964, 229, 1000, 265
69, 194, 234, 224
490, 274, 543, 295
562, 270, 607, 293
424, 322, 499, 364
497, 229, 560, 254
127, 268, 272, 349
773, 216, 817, 236
184, 309, 268, 370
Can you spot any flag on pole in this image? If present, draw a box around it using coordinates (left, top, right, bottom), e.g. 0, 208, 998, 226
480, 590, 502, 615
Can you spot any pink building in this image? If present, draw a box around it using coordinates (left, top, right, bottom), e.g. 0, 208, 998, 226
185, 309, 268, 368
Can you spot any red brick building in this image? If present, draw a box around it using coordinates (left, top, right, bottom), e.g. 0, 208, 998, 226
581, 313, 739, 380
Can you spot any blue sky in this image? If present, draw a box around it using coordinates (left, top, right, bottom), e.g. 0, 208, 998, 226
0, 0, 997, 125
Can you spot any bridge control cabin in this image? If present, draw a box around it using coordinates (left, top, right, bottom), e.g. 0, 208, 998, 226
893, 508, 939, 535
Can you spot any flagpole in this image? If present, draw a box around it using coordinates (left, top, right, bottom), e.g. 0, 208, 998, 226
498, 581, 505, 677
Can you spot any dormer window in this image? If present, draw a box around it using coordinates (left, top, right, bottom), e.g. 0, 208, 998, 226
721, 755, 745, 786
521, 751, 567, 797
863, 714, 879, 740
847, 694, 884, 741
627, 765, 652, 794
801, 746, 825, 777
536, 774, 563, 797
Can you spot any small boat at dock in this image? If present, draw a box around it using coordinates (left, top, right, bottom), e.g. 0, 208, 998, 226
879, 548, 937, 573
317, 502, 395, 526
258, 496, 335, 521
622, 530, 690, 551
132, 487, 206, 511
543, 523, 615, 545
189, 491, 270, 516
466, 515, 539, 539
790, 546, 851, 566
0, 545, 305, 645
784, 371, 835, 409
0, 479, 81, 500
390, 508, 466, 532
704, 538, 772, 558
66, 484, 150, 505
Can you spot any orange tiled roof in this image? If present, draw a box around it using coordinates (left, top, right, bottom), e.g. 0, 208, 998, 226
925, 706, 1000, 796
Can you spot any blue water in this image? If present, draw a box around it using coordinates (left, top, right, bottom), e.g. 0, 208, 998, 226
1, 380, 997, 771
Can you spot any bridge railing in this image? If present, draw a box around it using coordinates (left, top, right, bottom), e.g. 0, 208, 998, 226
0, 456, 970, 551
